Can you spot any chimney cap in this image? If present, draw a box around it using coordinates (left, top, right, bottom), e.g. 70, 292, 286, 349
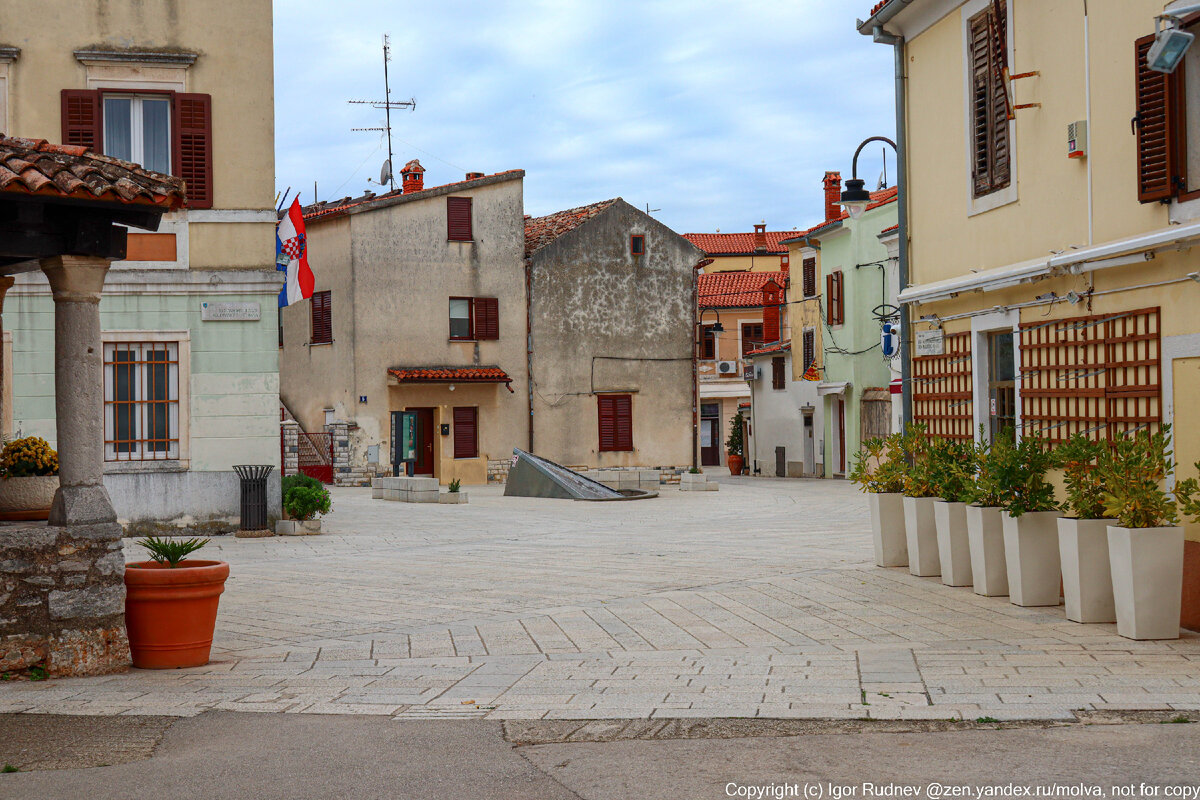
465, 171, 484, 180
402, 158, 425, 174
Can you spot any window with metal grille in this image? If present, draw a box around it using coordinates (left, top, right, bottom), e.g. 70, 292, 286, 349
452, 406, 478, 459
826, 271, 844, 326
447, 196, 472, 241
741, 323, 763, 355
772, 356, 785, 390
311, 290, 332, 344
968, 1, 1011, 199
449, 297, 498, 340
104, 341, 180, 461
598, 394, 633, 452
803, 329, 815, 371
802, 258, 816, 297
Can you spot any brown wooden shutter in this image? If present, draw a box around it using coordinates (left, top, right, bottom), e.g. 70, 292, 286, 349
741, 323, 763, 355
447, 197, 472, 241
772, 357, 785, 390
475, 297, 499, 340
803, 329, 815, 370
826, 272, 844, 326
614, 395, 633, 451
988, 1, 1011, 189
598, 396, 616, 451
311, 290, 332, 344
968, 4, 1010, 198
1134, 34, 1180, 203
802, 258, 816, 297
61, 90, 101, 151
172, 93, 213, 209
453, 406, 478, 459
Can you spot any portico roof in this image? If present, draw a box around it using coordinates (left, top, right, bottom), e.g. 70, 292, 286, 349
388, 366, 513, 386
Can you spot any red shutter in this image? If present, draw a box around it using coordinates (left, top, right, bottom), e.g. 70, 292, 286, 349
475, 297, 499, 340
172, 93, 213, 209
598, 396, 615, 451
311, 290, 332, 344
1134, 34, 1180, 203
453, 407, 478, 459
61, 90, 101, 151
598, 395, 632, 452
447, 197, 472, 241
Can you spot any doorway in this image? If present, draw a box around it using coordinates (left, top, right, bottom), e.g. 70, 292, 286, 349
987, 331, 1016, 440
803, 412, 815, 476
700, 403, 721, 466
410, 407, 436, 476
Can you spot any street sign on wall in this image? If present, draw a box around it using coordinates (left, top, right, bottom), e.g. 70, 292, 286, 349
915, 329, 945, 357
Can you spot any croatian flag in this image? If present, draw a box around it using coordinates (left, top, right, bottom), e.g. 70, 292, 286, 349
276, 198, 315, 307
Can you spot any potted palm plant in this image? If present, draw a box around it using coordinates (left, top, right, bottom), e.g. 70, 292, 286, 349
998, 431, 1063, 607
964, 431, 1010, 597
900, 424, 942, 578
849, 433, 907, 568
0, 436, 60, 521
1098, 426, 1184, 640
726, 412, 745, 476
1055, 434, 1116, 623
124, 537, 229, 669
930, 437, 977, 587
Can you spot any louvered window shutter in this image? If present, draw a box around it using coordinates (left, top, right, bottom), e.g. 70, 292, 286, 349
447, 197, 473, 241
614, 395, 633, 451
598, 396, 616, 451
453, 407, 478, 459
803, 330, 815, 370
772, 357, 785, 390
1134, 34, 1180, 203
475, 297, 499, 340
61, 90, 101, 150
988, 1, 1011, 189
969, 4, 1010, 198
311, 290, 332, 344
802, 258, 816, 297
172, 93, 213, 209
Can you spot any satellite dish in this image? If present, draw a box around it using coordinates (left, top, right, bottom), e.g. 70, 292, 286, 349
379, 159, 393, 186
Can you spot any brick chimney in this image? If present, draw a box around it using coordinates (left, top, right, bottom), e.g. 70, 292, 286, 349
753, 223, 767, 253
465, 171, 484, 180
823, 171, 842, 222
401, 158, 425, 193
762, 279, 782, 344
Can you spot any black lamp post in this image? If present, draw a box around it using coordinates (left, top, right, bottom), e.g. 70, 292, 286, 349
840, 136, 898, 219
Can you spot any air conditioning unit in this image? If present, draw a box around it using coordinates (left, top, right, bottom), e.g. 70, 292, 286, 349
717, 360, 739, 375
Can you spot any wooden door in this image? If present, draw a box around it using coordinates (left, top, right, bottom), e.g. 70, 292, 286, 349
700, 404, 720, 466
412, 408, 435, 476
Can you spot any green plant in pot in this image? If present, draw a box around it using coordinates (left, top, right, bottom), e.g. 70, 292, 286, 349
1054, 434, 1117, 623
726, 412, 745, 475
995, 430, 1063, 608
1096, 425, 1184, 640
899, 424, 943, 577
0, 436, 60, 522
962, 430, 1011, 597
929, 436, 978, 587
851, 433, 908, 568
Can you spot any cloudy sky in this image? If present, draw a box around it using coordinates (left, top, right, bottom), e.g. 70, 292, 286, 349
274, 0, 896, 235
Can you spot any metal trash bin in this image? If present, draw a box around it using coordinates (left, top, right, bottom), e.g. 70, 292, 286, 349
233, 464, 273, 532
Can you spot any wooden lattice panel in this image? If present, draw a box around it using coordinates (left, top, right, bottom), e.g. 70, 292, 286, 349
913, 331, 973, 440
1019, 307, 1160, 443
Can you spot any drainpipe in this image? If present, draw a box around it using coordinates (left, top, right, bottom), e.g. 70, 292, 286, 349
872, 24, 912, 428
525, 257, 535, 453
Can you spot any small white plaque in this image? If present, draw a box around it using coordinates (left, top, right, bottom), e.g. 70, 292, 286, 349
915, 329, 945, 357
201, 301, 261, 321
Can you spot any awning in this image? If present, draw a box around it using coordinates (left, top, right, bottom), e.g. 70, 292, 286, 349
898, 219, 1200, 305
817, 381, 851, 397
387, 366, 513, 391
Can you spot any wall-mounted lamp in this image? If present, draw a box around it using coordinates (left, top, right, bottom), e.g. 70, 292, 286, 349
840, 136, 898, 220
1035, 291, 1059, 303
918, 313, 942, 328
1065, 290, 1086, 305
1147, 3, 1200, 73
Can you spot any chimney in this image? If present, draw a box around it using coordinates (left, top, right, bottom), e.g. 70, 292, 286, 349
753, 223, 767, 253
401, 158, 425, 193
823, 171, 842, 222
465, 171, 484, 180
762, 279, 782, 344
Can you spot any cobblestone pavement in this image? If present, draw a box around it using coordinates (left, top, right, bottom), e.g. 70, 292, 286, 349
3, 478, 1198, 721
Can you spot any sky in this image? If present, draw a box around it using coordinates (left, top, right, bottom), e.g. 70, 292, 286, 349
273, 0, 897, 235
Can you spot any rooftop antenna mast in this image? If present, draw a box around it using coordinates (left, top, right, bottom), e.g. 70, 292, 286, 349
349, 33, 416, 192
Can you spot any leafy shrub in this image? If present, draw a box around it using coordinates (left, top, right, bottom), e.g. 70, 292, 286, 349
284, 485, 331, 521
282, 473, 321, 496
849, 434, 905, 494
0, 437, 59, 477
1177, 462, 1200, 525
927, 436, 978, 504
726, 412, 745, 457
136, 536, 209, 568
1098, 426, 1178, 528
966, 428, 1059, 515
1054, 434, 1110, 520
448, 478, 462, 493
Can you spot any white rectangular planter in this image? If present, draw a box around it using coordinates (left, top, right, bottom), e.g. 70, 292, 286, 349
1107, 525, 1184, 640
868, 492, 907, 568
903, 496, 942, 577
438, 492, 468, 504
966, 505, 1008, 597
934, 501, 973, 587
1002, 510, 1063, 607
1058, 518, 1116, 623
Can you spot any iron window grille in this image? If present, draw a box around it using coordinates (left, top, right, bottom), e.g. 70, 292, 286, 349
103, 341, 180, 461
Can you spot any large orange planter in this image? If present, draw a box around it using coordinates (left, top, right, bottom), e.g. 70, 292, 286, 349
124, 560, 230, 669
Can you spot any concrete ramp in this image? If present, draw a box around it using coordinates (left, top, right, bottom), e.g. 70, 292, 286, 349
504, 449, 655, 501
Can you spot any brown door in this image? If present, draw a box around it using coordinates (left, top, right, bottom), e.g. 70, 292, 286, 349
837, 399, 846, 474
700, 403, 720, 466
412, 408, 435, 476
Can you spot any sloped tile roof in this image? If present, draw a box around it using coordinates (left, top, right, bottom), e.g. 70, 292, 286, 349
780, 186, 899, 243
698, 270, 786, 309
304, 170, 525, 222
745, 340, 791, 357
683, 230, 796, 256
0, 134, 185, 209
387, 366, 512, 384
870, 0, 891, 15
524, 199, 619, 258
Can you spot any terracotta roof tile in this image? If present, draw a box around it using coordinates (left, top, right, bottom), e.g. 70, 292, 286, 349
781, 186, 900, 243
745, 339, 791, 357
698, 270, 786, 309
870, 0, 892, 16
524, 199, 619, 258
682, 231, 796, 256
0, 134, 185, 209
387, 366, 512, 384
303, 170, 524, 222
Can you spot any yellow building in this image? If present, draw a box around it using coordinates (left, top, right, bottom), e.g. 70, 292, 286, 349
861, 0, 1200, 627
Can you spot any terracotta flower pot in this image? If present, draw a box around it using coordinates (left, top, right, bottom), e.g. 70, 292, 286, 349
0, 474, 59, 521
727, 454, 744, 475
124, 560, 230, 669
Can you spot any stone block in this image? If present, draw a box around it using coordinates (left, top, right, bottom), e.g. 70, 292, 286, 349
371, 487, 383, 500
680, 472, 706, 486
438, 493, 469, 504
276, 520, 302, 536
705, 482, 720, 491
383, 489, 402, 502
48, 587, 124, 621
408, 490, 439, 504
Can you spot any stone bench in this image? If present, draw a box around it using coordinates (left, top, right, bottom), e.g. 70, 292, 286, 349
371, 476, 440, 503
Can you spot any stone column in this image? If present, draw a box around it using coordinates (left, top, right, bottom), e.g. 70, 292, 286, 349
40, 255, 117, 526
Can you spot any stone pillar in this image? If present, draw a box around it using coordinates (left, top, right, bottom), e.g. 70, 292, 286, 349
40, 255, 117, 526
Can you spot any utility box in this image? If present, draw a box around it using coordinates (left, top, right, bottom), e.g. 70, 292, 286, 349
1068, 120, 1088, 159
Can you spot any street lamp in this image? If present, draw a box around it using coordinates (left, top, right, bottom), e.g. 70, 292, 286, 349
1147, 2, 1200, 74
840, 136, 898, 220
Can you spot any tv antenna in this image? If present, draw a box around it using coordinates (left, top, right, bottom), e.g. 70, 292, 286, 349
349, 33, 416, 192
645, 203, 661, 215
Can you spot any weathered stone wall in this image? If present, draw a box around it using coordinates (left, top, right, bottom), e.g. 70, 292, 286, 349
0, 521, 129, 676
487, 458, 512, 484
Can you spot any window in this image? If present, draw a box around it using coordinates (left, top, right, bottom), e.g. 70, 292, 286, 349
772, 356, 786, 390
741, 323, 764, 355
311, 290, 332, 344
826, 271, 844, 326
453, 406, 478, 459
630, 234, 645, 256
449, 297, 499, 340
968, 1, 1011, 199
598, 394, 633, 452
1134, 19, 1198, 203
447, 196, 472, 241
802, 258, 817, 297
61, 89, 213, 208
803, 329, 815, 371
700, 325, 717, 360
104, 341, 180, 461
